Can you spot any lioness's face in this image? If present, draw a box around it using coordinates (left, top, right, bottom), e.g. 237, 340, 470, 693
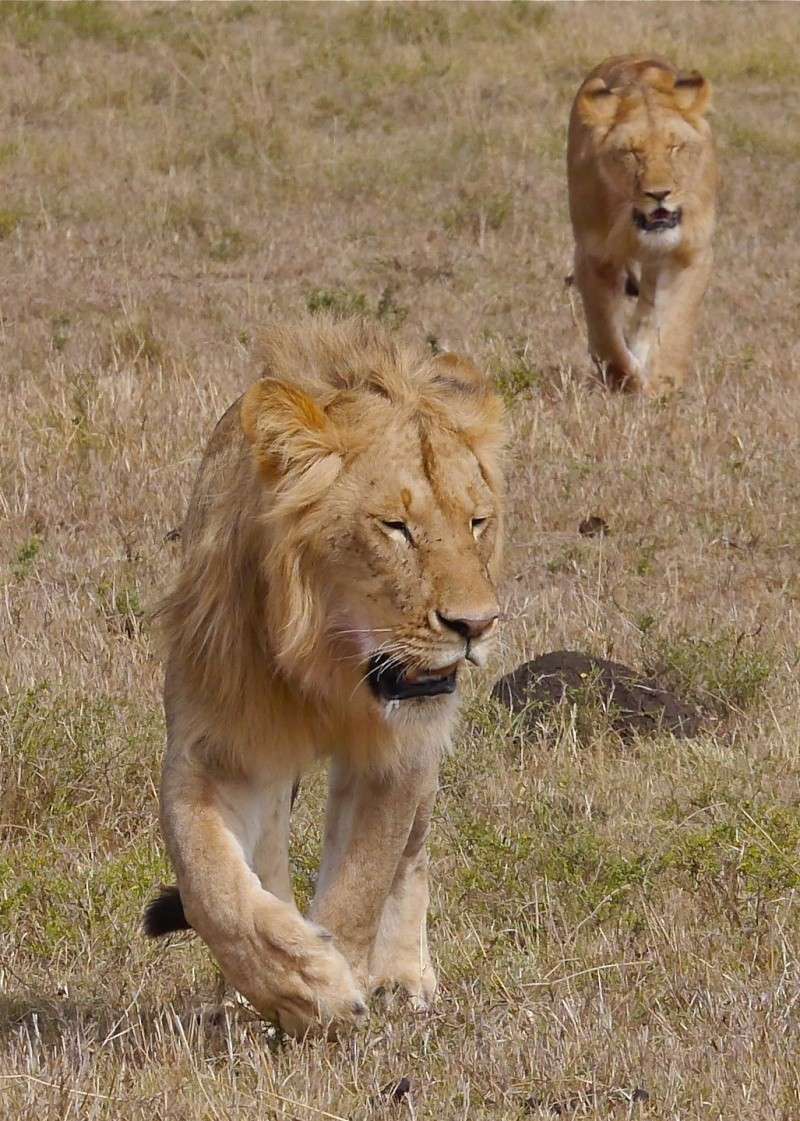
577, 67, 712, 252
602, 113, 705, 247
323, 413, 502, 705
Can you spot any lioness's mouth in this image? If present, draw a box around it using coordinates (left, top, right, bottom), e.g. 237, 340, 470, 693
633, 206, 682, 232
367, 653, 460, 702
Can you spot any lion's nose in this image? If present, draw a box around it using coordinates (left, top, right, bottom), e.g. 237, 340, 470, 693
436, 611, 498, 640
645, 188, 671, 202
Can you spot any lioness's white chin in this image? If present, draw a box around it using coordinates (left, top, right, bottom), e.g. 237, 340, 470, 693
634, 223, 682, 253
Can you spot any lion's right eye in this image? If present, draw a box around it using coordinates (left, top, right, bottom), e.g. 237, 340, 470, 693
381, 520, 414, 546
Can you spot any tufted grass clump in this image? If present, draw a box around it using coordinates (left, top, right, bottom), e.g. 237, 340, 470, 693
644, 628, 775, 716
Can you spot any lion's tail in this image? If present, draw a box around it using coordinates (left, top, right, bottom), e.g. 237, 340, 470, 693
143, 782, 301, 939
143, 884, 193, 938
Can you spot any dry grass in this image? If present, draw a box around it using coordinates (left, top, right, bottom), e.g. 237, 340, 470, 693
3, 2, 800, 1117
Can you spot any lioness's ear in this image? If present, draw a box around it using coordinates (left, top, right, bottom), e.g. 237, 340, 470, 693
241, 379, 341, 478
577, 77, 619, 128
674, 71, 711, 117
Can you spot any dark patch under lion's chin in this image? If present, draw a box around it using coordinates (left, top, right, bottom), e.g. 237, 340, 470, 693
367, 654, 458, 702
633, 206, 682, 232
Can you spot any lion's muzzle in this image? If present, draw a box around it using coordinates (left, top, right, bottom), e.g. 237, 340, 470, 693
367, 654, 460, 702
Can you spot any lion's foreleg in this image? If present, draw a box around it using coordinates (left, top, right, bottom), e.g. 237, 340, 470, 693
368, 784, 438, 1007
311, 758, 436, 991
252, 777, 294, 903
160, 751, 366, 1035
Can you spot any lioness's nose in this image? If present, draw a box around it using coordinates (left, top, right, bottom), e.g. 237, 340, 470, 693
645, 188, 671, 202
436, 611, 498, 640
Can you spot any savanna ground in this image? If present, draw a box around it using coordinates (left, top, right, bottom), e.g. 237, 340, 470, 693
2, 2, 800, 1117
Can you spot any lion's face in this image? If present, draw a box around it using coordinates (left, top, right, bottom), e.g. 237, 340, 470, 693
322, 411, 502, 704
578, 66, 713, 251
241, 351, 505, 710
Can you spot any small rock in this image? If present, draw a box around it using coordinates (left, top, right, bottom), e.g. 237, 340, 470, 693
381, 1077, 411, 1103
578, 514, 609, 538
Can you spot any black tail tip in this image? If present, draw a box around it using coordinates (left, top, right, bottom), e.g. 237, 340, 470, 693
142, 884, 192, 938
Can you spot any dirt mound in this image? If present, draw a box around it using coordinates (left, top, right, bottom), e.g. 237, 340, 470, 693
492, 650, 702, 739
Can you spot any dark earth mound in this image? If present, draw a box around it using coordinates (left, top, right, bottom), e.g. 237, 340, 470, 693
492, 650, 702, 739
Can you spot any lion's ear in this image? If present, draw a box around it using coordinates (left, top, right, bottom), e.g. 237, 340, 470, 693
673, 71, 711, 117
430, 351, 488, 395
241, 379, 341, 478
577, 77, 620, 128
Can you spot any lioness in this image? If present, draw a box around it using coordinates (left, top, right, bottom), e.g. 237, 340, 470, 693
144, 318, 505, 1035
567, 55, 717, 393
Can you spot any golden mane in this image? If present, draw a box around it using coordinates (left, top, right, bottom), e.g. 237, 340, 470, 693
155, 316, 505, 722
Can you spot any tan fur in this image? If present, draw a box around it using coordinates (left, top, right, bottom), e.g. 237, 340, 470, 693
567, 55, 718, 394
155, 316, 506, 1034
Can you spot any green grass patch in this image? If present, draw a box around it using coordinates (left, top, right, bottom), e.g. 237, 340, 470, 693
0, 206, 24, 239
0, 1, 144, 50
208, 226, 248, 263
11, 535, 43, 580
644, 628, 774, 716
306, 284, 407, 327
451, 808, 652, 926
665, 804, 800, 896
50, 311, 71, 353
495, 353, 542, 402
306, 286, 368, 318
97, 578, 145, 638
109, 314, 164, 368
443, 189, 512, 239
0, 688, 161, 831
0, 688, 166, 962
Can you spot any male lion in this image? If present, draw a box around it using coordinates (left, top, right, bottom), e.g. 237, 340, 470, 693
567, 55, 717, 394
144, 318, 505, 1035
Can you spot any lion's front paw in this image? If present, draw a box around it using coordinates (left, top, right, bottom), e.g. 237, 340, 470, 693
220, 902, 368, 1038
275, 923, 369, 1038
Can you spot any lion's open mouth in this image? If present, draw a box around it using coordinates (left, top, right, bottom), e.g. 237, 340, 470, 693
367, 653, 460, 702
633, 206, 682, 232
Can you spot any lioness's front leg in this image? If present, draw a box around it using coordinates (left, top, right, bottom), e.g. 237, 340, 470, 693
311, 757, 438, 998
637, 251, 713, 395
160, 743, 366, 1035
574, 249, 643, 390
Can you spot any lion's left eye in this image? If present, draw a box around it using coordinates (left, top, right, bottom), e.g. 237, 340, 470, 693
381, 520, 414, 546
471, 516, 489, 538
